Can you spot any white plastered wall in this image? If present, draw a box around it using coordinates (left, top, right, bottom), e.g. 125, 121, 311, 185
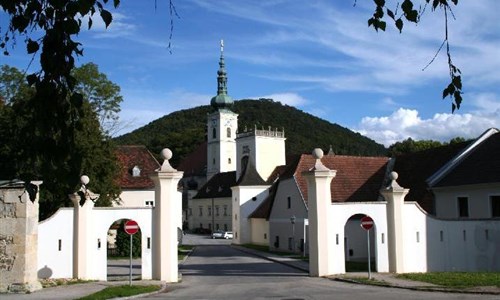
38, 207, 153, 280
232, 186, 269, 244
117, 190, 155, 207
250, 218, 269, 245
433, 183, 500, 218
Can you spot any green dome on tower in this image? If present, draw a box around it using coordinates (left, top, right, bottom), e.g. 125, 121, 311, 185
211, 40, 233, 111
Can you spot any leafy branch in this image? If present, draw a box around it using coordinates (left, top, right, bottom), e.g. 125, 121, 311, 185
363, 0, 462, 112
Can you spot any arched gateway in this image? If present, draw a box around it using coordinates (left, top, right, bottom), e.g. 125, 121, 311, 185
37, 148, 183, 282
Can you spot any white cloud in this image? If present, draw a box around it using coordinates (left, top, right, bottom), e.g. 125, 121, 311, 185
356, 92, 500, 146
255, 92, 308, 106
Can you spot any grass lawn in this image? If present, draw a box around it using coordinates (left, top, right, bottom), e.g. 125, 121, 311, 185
345, 261, 377, 272
179, 245, 195, 260
76, 285, 161, 300
396, 272, 500, 288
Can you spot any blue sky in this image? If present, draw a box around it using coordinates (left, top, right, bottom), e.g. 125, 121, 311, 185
2, 0, 499, 147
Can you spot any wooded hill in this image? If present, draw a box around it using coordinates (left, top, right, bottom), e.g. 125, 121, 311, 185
114, 99, 387, 165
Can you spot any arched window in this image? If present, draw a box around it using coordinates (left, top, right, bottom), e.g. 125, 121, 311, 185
228, 158, 232, 164
227, 127, 231, 138
212, 127, 216, 139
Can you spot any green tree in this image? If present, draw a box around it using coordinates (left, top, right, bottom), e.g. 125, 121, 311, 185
0, 64, 121, 219
114, 221, 142, 258
72, 63, 123, 136
388, 138, 443, 156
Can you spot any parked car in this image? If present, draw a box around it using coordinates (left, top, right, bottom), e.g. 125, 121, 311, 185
223, 231, 233, 239
211, 230, 224, 239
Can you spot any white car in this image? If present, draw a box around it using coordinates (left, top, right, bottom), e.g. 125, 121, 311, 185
223, 231, 233, 239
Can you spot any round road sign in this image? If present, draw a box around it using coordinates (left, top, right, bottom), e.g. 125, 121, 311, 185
124, 219, 139, 235
360, 216, 374, 230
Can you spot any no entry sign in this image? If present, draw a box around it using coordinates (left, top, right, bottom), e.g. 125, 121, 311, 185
124, 219, 139, 235
360, 216, 374, 230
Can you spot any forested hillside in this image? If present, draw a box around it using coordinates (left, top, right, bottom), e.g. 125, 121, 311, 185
114, 99, 387, 165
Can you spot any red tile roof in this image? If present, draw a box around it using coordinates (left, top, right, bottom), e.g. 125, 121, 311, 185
289, 154, 389, 206
116, 145, 160, 189
176, 142, 207, 176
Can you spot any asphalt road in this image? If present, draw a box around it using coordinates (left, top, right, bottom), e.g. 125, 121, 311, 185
144, 244, 495, 300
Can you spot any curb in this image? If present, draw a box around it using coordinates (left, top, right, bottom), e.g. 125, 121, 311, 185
231, 245, 309, 273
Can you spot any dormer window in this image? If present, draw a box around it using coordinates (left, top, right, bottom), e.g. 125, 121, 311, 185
132, 165, 141, 177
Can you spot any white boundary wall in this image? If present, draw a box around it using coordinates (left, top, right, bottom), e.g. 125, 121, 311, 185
321, 201, 500, 274
38, 207, 153, 280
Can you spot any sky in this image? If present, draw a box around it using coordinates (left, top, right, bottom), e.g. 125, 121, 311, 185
1, 0, 499, 147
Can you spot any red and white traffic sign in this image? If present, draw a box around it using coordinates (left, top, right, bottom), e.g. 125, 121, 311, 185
124, 219, 139, 235
360, 216, 374, 230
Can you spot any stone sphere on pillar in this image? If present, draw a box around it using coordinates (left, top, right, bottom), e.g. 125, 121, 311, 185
390, 171, 399, 181
312, 148, 324, 159
161, 148, 173, 161
81, 175, 90, 185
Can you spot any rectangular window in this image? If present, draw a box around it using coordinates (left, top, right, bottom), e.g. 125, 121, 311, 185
199, 206, 203, 217
145, 200, 154, 207
381, 233, 385, 244
458, 197, 469, 217
440, 230, 444, 242
147, 237, 151, 249
216, 223, 220, 230
491, 195, 500, 217
223, 205, 227, 216
287, 196, 291, 209
416, 231, 420, 243
58, 239, 62, 251
288, 237, 293, 250
208, 206, 212, 216
97, 238, 101, 249
336, 234, 339, 245
224, 224, 228, 231
463, 230, 467, 241
274, 236, 280, 248
208, 223, 212, 231
215, 206, 219, 216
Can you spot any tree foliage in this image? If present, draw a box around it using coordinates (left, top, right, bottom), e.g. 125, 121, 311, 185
115, 99, 387, 165
363, 0, 462, 112
388, 136, 469, 156
72, 62, 123, 135
0, 64, 121, 220
0, 0, 121, 194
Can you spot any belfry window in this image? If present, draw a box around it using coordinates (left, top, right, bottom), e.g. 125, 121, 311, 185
212, 127, 216, 139
227, 127, 231, 138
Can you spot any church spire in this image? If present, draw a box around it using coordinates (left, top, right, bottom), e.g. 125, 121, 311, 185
211, 39, 233, 111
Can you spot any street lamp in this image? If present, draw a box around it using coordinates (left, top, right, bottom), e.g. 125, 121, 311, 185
290, 215, 296, 252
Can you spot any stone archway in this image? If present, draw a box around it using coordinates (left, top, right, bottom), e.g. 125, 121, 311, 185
106, 218, 142, 281
344, 213, 377, 272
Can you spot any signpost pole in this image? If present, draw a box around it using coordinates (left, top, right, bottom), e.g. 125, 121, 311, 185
360, 215, 374, 280
129, 233, 133, 286
124, 219, 139, 286
367, 229, 371, 280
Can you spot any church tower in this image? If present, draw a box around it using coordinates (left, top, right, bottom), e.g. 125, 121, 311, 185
207, 40, 238, 181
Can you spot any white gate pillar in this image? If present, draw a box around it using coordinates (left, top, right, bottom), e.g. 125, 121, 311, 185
150, 148, 183, 282
302, 149, 336, 277
381, 171, 409, 273
69, 175, 99, 279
